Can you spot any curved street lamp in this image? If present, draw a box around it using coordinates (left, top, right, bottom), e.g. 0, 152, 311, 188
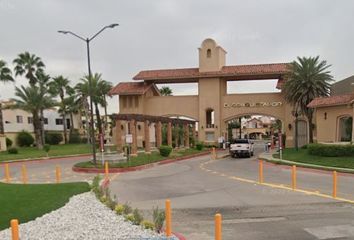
58, 24, 119, 164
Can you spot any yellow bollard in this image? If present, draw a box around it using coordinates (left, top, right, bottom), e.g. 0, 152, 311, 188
333, 171, 337, 198
215, 213, 222, 240
292, 165, 297, 190
165, 199, 172, 237
105, 161, 109, 180
5, 163, 10, 183
55, 166, 61, 183
258, 160, 264, 184
11, 219, 19, 240
21, 164, 28, 184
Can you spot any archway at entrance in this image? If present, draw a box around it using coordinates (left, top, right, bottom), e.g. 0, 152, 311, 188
224, 114, 284, 146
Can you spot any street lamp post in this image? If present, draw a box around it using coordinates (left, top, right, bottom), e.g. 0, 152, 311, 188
292, 110, 299, 151
58, 24, 119, 164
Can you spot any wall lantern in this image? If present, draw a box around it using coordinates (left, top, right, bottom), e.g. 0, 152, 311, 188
215, 125, 218, 129
324, 112, 327, 120
288, 123, 292, 130
201, 126, 204, 129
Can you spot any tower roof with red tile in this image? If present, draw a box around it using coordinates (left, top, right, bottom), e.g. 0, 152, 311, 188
108, 82, 160, 96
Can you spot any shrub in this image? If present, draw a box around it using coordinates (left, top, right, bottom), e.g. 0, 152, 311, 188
7, 147, 18, 154
159, 145, 172, 157
196, 142, 204, 151
141, 220, 155, 230
301, 144, 308, 149
81, 137, 88, 144
45, 132, 63, 145
122, 203, 133, 215
16, 130, 34, 147
115, 204, 125, 215
308, 143, 354, 157
6, 137, 12, 147
153, 206, 165, 233
69, 130, 81, 144
124, 213, 135, 223
132, 208, 144, 225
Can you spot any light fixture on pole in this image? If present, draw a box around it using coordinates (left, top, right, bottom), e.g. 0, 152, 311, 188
58, 23, 119, 164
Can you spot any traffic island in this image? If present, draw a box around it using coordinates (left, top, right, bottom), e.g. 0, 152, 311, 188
73, 149, 212, 173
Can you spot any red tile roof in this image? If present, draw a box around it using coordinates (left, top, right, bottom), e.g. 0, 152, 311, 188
133, 63, 290, 80
307, 94, 354, 108
109, 82, 154, 96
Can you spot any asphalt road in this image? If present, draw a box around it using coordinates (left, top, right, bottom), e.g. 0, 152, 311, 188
1, 144, 354, 239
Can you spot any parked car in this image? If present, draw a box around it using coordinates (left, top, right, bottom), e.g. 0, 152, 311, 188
229, 139, 254, 158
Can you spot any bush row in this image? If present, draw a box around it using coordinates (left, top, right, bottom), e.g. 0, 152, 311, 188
91, 176, 165, 233
308, 143, 354, 157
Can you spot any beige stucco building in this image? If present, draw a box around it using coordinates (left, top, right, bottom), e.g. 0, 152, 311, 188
110, 39, 311, 151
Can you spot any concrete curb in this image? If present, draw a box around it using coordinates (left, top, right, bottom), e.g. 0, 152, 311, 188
72, 151, 212, 173
172, 232, 186, 240
1, 153, 91, 164
259, 152, 354, 174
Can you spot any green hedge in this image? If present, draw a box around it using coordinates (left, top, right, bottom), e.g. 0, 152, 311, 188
195, 142, 204, 151
16, 130, 34, 147
45, 132, 63, 145
308, 143, 354, 157
159, 145, 172, 157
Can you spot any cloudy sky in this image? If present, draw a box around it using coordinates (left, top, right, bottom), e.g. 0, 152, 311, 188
1, 0, 354, 113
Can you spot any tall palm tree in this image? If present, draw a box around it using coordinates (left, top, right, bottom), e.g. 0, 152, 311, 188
37, 71, 51, 144
12, 85, 54, 149
49, 76, 73, 144
13, 52, 45, 86
75, 81, 90, 143
98, 80, 113, 132
283, 56, 333, 143
0, 60, 14, 135
160, 86, 172, 96
79, 73, 112, 136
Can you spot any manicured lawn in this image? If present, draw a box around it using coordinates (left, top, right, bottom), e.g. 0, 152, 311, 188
0, 182, 90, 230
75, 148, 207, 169
273, 148, 354, 169
0, 144, 92, 162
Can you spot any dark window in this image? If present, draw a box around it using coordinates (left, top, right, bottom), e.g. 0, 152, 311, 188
16, 115, 23, 123
207, 49, 211, 58
206, 108, 214, 128
44, 118, 48, 124
66, 119, 71, 129
27, 117, 33, 124
55, 119, 63, 125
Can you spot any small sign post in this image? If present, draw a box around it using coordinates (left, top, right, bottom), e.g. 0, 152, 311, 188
99, 133, 105, 165
126, 134, 133, 162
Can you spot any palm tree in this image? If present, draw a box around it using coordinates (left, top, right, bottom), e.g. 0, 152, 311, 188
160, 86, 172, 96
98, 80, 113, 132
0, 60, 14, 135
75, 81, 90, 143
12, 85, 54, 149
49, 76, 73, 144
13, 52, 45, 86
283, 56, 333, 143
79, 73, 112, 136
37, 71, 51, 144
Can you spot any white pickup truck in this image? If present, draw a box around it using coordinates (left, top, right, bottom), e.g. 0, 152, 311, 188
229, 139, 254, 158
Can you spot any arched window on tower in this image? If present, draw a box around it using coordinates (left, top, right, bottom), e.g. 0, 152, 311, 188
207, 49, 211, 58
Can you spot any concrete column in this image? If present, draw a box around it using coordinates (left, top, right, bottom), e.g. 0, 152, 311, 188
156, 121, 162, 148
192, 124, 196, 147
130, 119, 138, 156
116, 119, 123, 153
144, 120, 151, 154
174, 124, 179, 148
184, 123, 190, 148
167, 122, 172, 147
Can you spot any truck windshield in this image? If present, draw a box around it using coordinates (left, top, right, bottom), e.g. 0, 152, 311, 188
233, 139, 249, 144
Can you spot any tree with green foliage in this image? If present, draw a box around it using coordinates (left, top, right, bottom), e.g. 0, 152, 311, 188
49, 76, 74, 144
77, 73, 112, 136
159, 86, 172, 96
11, 85, 55, 149
283, 56, 333, 143
13, 52, 45, 86
0, 60, 14, 135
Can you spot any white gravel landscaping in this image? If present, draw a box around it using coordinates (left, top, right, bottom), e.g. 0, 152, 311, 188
0, 192, 178, 240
